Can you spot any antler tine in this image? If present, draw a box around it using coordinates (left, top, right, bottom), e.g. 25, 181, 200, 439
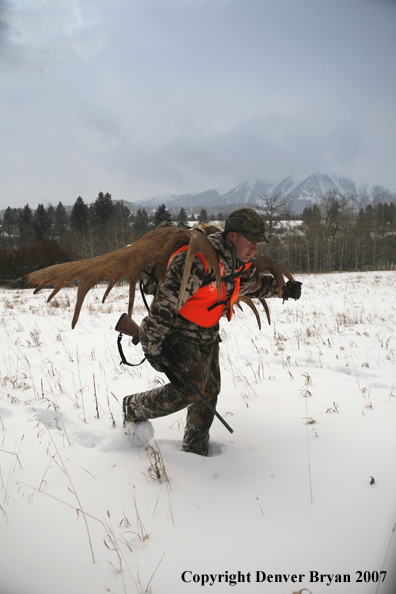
47, 282, 68, 302
259, 297, 271, 325
102, 280, 117, 304
71, 286, 88, 329
255, 254, 294, 298
256, 254, 294, 280
235, 296, 262, 330
70, 275, 99, 328
34, 281, 54, 295
27, 260, 90, 294
177, 230, 221, 311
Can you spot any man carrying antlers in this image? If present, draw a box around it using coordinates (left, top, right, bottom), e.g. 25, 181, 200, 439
123, 208, 302, 456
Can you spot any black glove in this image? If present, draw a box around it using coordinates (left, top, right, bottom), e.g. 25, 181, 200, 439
282, 280, 302, 302
145, 352, 172, 373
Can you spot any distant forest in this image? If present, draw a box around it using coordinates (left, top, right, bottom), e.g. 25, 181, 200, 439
0, 190, 395, 284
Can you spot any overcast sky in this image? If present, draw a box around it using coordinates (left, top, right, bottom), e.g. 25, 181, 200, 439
1, 0, 395, 211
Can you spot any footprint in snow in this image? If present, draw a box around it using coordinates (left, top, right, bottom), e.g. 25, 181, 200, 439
68, 421, 154, 452
30, 407, 66, 431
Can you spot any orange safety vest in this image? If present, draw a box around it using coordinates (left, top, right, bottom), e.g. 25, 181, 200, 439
169, 245, 253, 328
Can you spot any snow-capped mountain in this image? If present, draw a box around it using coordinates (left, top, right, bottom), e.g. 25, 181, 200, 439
136, 192, 195, 209
136, 180, 272, 211
219, 179, 274, 206
134, 171, 395, 215
169, 189, 221, 208
286, 171, 358, 204
368, 184, 396, 203
269, 174, 301, 197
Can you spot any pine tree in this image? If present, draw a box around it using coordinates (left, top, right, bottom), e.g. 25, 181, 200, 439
154, 204, 172, 227
17, 204, 35, 246
3, 207, 18, 235
93, 192, 114, 228
198, 208, 208, 223
176, 207, 188, 227
53, 202, 69, 244
133, 208, 150, 239
70, 197, 89, 234
114, 201, 131, 223
33, 204, 52, 243
47, 205, 55, 230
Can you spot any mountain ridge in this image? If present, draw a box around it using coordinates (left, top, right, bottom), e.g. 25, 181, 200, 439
133, 171, 396, 215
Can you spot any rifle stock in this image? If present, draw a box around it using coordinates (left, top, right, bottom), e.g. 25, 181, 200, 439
115, 313, 140, 344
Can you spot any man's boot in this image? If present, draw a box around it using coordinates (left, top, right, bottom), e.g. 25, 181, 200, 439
122, 395, 154, 447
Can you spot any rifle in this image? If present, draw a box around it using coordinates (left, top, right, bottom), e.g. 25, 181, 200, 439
115, 313, 141, 345
115, 314, 234, 434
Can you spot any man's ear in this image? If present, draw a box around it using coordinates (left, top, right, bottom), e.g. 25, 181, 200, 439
227, 231, 238, 244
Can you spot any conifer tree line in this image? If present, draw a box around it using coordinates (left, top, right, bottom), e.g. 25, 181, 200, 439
0, 190, 395, 283
0, 193, 210, 282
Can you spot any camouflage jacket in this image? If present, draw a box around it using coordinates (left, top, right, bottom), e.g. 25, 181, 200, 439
139, 232, 279, 356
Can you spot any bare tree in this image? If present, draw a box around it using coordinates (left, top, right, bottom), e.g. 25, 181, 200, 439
259, 191, 294, 238
319, 191, 356, 271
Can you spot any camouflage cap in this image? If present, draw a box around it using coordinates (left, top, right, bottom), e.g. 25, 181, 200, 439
224, 208, 268, 242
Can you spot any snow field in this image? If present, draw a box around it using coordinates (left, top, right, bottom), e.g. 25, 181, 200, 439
0, 271, 395, 594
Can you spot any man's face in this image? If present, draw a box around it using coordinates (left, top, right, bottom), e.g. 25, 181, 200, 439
227, 232, 258, 262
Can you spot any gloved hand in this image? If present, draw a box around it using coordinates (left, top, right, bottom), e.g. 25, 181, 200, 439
145, 352, 172, 373
281, 280, 302, 301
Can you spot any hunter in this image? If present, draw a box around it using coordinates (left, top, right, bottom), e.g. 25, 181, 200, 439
123, 208, 302, 456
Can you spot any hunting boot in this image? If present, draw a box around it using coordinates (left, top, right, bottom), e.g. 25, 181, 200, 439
122, 395, 154, 447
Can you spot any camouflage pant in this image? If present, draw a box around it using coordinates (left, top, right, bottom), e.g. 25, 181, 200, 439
123, 335, 221, 456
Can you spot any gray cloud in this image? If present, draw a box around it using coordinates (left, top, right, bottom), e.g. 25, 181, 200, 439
0, 0, 395, 210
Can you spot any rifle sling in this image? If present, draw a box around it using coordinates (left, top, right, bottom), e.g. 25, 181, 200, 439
117, 333, 146, 367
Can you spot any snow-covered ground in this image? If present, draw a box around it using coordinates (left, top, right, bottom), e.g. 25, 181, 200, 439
0, 271, 395, 594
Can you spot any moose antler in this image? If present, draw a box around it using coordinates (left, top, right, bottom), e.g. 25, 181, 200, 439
235, 254, 295, 328
25, 227, 221, 329
234, 296, 263, 329
254, 255, 295, 325
254, 254, 295, 297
